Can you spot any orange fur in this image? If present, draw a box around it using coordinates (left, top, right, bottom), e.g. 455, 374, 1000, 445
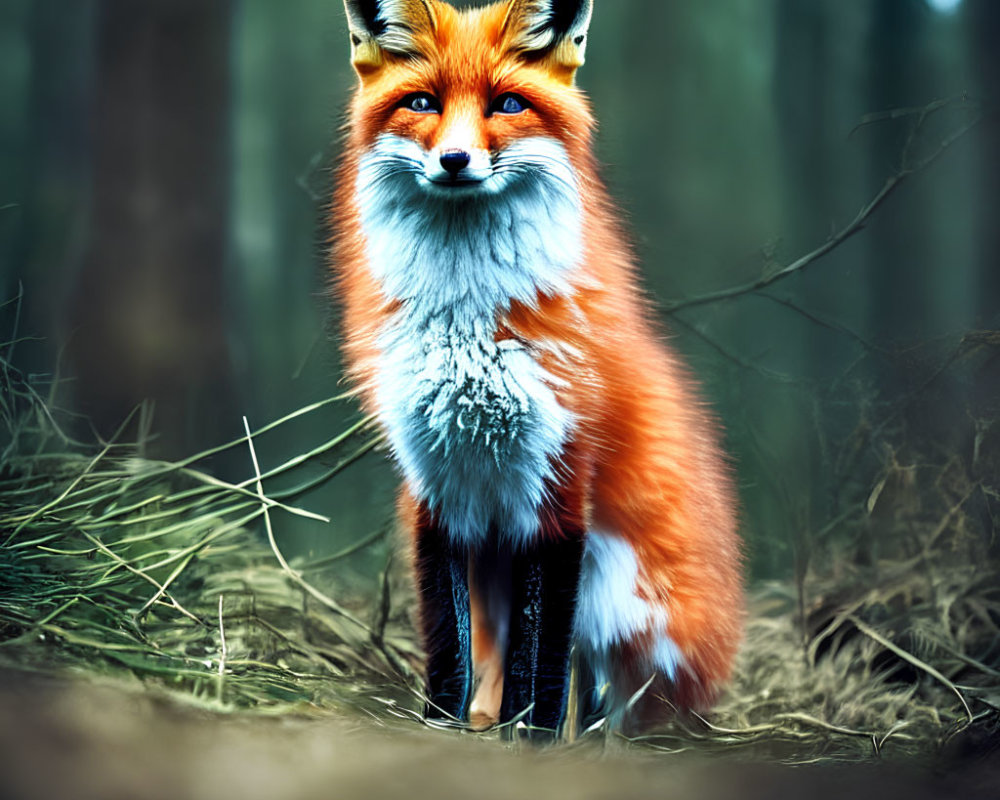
332, 0, 743, 721
468, 558, 504, 729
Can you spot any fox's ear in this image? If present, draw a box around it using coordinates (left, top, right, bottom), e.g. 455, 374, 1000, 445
504, 0, 593, 82
343, 0, 437, 76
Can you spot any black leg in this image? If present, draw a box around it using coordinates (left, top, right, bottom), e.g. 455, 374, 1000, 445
414, 516, 472, 723
499, 532, 585, 739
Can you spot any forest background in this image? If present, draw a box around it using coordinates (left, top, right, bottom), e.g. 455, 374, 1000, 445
0, 0, 997, 589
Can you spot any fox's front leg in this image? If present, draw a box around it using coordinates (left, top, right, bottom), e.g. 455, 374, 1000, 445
500, 521, 585, 739
413, 508, 473, 723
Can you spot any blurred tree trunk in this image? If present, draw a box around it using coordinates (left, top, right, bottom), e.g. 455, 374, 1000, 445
66, 0, 236, 458
862, 1, 983, 465
967, 0, 1000, 325
774, 0, 837, 244
772, 0, 837, 530
864, 0, 927, 343
4, 1, 94, 377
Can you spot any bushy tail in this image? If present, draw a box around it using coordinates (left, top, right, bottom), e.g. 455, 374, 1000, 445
572, 529, 740, 732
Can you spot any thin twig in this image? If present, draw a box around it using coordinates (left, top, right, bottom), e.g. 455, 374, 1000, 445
81, 532, 203, 625
671, 313, 807, 386
847, 614, 974, 725
662, 112, 980, 315
242, 416, 371, 635
758, 293, 888, 356
3, 407, 140, 545
135, 551, 197, 620
300, 525, 389, 572
216, 594, 228, 703
5, 281, 23, 362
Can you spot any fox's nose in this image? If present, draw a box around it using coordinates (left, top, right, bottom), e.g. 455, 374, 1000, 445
440, 149, 471, 177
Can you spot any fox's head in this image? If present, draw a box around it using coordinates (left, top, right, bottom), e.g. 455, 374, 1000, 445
341, 1, 598, 307
343, 0, 595, 198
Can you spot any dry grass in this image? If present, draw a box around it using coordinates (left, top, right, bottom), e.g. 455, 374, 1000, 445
1, 334, 998, 767
0, 342, 420, 716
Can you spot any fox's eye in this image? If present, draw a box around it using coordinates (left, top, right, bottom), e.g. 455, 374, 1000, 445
490, 93, 531, 116
401, 93, 441, 114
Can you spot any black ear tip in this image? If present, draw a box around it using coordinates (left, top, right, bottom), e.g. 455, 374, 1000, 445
348, 0, 388, 37
546, 0, 592, 37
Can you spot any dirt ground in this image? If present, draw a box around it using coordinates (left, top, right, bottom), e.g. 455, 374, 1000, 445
0, 670, 996, 800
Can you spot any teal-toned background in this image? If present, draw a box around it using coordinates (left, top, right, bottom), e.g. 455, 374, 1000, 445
0, 0, 996, 581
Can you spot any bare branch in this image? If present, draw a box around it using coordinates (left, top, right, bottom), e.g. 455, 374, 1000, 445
670, 313, 808, 386
663, 106, 980, 316
758, 293, 888, 356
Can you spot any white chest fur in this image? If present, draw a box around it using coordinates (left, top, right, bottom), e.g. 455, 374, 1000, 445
356, 135, 583, 545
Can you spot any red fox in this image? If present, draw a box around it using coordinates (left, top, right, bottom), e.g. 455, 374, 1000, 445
331, 0, 743, 739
